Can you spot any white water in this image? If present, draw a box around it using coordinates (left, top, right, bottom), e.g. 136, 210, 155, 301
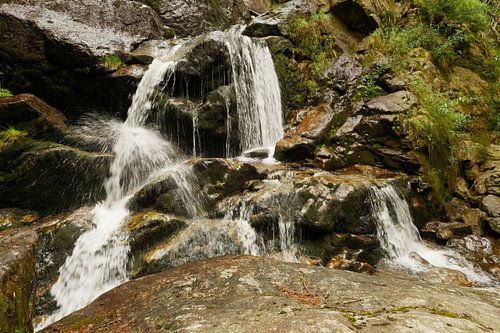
37, 29, 286, 330
37, 46, 197, 330
216, 27, 284, 157
370, 185, 491, 284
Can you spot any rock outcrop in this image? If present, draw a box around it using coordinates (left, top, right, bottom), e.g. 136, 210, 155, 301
41, 255, 499, 333
0, 227, 37, 333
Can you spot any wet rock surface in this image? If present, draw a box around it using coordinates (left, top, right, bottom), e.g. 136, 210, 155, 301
0, 227, 37, 333
42, 255, 500, 333
0, 137, 111, 215
33, 208, 94, 317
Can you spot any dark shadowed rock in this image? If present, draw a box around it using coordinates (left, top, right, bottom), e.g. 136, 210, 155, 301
0, 94, 68, 142
41, 255, 499, 333
274, 135, 315, 162
0, 138, 111, 215
0, 227, 37, 333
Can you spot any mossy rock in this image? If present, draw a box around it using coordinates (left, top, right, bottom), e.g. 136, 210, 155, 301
0, 227, 37, 333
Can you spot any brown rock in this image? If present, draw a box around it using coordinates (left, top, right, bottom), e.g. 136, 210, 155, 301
274, 135, 315, 162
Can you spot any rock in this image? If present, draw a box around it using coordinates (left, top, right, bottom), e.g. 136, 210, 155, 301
330, 0, 380, 35
274, 135, 315, 162
41, 255, 499, 333
481, 195, 500, 219
475, 145, 500, 196
0, 94, 68, 142
33, 208, 94, 317
365, 91, 417, 114
193, 158, 265, 198
0, 138, 111, 215
449, 67, 489, 97
138, 219, 254, 276
0, 227, 37, 333
0, 208, 39, 231
424, 268, 474, 288
323, 55, 363, 93
0, 0, 164, 116
447, 235, 499, 279
454, 176, 472, 200
421, 221, 473, 242
445, 198, 470, 222
127, 211, 186, 258
157, 0, 249, 37
0, 0, 164, 68
462, 208, 488, 236
243, 0, 326, 38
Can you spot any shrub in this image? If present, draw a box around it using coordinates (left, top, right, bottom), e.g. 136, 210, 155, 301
287, 11, 336, 80
418, 0, 490, 32
367, 24, 464, 72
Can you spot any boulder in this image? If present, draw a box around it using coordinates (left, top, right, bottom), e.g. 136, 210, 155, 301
156, 0, 249, 38
365, 91, 417, 114
0, 138, 111, 215
0, 94, 68, 142
421, 221, 473, 242
126, 211, 187, 275
0, 0, 165, 68
480, 195, 500, 233
274, 135, 315, 162
0, 227, 37, 333
41, 255, 499, 333
475, 145, 500, 196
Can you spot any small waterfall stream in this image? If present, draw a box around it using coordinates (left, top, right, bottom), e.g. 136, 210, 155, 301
216, 26, 284, 158
369, 185, 491, 284
37, 47, 198, 330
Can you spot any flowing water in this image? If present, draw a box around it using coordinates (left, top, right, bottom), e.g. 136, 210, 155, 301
216, 27, 284, 158
369, 185, 491, 284
37, 29, 286, 329
37, 46, 198, 330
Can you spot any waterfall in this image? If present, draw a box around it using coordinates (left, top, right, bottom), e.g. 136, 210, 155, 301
37, 28, 286, 330
369, 185, 491, 284
37, 46, 198, 330
217, 27, 284, 157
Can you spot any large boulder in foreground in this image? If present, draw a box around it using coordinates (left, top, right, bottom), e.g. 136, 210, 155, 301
42, 255, 499, 333
0, 227, 37, 333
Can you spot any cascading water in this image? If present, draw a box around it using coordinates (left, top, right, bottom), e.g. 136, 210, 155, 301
37, 28, 286, 330
216, 27, 284, 158
369, 185, 491, 284
37, 45, 199, 330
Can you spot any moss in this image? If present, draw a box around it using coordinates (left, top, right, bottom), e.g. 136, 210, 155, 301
138, 0, 161, 13
0, 127, 27, 149
101, 54, 123, 71
343, 313, 357, 324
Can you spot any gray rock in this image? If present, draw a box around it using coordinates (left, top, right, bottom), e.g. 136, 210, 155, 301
365, 91, 418, 114
480, 195, 500, 233
41, 255, 500, 333
0, 0, 165, 68
157, 0, 249, 37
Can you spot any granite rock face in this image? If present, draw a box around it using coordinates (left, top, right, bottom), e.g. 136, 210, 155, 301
41, 255, 500, 333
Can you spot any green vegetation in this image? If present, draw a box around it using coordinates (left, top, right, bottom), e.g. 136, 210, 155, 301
0, 87, 12, 97
361, 0, 498, 201
101, 54, 123, 71
287, 11, 336, 80
0, 127, 27, 148
353, 64, 387, 101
